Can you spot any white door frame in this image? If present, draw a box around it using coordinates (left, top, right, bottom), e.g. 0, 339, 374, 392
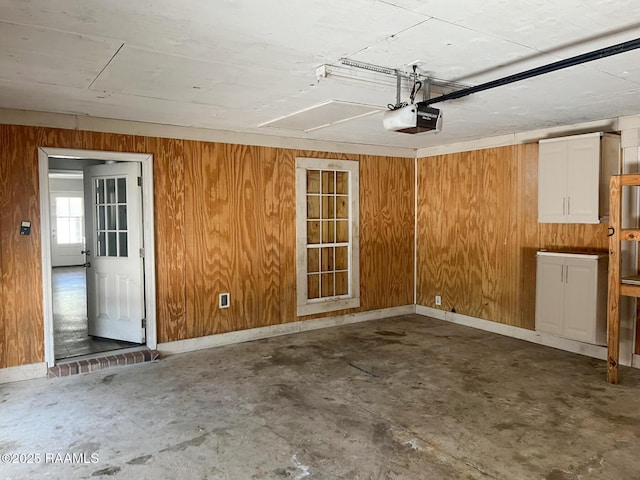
38, 147, 157, 367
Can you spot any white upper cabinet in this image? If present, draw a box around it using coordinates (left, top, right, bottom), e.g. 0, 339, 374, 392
538, 132, 620, 224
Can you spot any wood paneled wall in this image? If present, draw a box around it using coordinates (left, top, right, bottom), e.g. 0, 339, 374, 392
417, 143, 610, 329
0, 124, 414, 368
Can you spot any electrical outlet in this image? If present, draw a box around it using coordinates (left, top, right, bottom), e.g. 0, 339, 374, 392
435, 295, 442, 306
219, 293, 230, 309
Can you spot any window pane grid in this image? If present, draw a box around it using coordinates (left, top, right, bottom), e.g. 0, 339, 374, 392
306, 168, 350, 300
95, 176, 129, 257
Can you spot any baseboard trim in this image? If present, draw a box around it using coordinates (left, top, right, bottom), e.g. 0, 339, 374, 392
415, 305, 638, 367
158, 305, 416, 355
5, 305, 629, 381
0, 363, 48, 384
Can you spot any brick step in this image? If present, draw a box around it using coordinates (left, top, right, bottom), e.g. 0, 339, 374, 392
48, 349, 160, 378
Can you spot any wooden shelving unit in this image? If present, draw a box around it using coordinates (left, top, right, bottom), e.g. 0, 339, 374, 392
607, 174, 640, 383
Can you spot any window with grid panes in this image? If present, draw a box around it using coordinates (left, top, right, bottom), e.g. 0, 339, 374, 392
296, 158, 360, 316
94, 177, 129, 257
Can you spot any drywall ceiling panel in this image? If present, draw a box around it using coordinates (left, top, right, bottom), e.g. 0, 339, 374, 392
425, 68, 640, 133
89, 46, 299, 107
574, 44, 640, 85
1, 0, 640, 149
0, 1, 427, 65
392, 0, 640, 52
348, 18, 561, 85
0, 79, 227, 127
0, 22, 121, 88
258, 101, 383, 131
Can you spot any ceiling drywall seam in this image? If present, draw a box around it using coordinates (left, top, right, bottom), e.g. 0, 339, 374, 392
88, 43, 125, 90
344, 17, 431, 60
0, 108, 415, 158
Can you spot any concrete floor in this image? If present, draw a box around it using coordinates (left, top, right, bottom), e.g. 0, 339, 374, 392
2, 314, 640, 479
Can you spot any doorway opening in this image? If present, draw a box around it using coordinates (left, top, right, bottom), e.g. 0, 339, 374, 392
39, 148, 157, 367
48, 166, 138, 360
52, 265, 137, 359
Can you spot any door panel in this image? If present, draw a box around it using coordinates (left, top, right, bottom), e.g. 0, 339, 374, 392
566, 135, 600, 223
535, 256, 564, 336
563, 259, 597, 343
84, 162, 145, 343
538, 141, 567, 222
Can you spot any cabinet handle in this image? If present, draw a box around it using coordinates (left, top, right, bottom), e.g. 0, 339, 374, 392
563, 197, 566, 216
567, 197, 571, 215
565, 266, 569, 283
561, 265, 564, 283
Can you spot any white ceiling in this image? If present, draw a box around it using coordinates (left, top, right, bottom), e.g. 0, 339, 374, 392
1, 0, 640, 149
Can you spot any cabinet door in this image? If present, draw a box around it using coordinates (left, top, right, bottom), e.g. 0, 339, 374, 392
538, 141, 567, 223
535, 256, 564, 336
562, 258, 597, 343
566, 135, 600, 223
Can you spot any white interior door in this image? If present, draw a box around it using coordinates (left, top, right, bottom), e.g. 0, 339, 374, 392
83, 162, 145, 343
50, 192, 85, 267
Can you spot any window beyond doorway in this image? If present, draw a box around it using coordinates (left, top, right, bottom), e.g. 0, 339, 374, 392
55, 196, 84, 245
296, 158, 360, 316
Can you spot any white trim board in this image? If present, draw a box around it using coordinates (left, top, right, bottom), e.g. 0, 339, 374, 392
38, 147, 157, 367
3, 306, 634, 381
0, 363, 47, 384
158, 305, 415, 355
619, 114, 640, 131
295, 157, 360, 316
1, 108, 627, 161
0, 108, 414, 159
416, 305, 640, 368
416, 117, 619, 158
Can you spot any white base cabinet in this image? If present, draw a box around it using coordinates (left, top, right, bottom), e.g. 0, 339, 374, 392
535, 251, 607, 345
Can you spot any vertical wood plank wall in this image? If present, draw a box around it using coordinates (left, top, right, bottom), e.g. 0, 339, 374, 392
0, 124, 415, 369
417, 143, 610, 329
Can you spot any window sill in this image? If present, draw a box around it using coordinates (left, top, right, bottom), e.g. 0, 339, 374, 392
297, 297, 360, 317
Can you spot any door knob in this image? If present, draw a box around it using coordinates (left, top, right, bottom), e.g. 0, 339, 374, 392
81, 249, 91, 256
84, 261, 91, 268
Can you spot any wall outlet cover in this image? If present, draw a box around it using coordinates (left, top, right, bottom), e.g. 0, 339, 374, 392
219, 293, 230, 309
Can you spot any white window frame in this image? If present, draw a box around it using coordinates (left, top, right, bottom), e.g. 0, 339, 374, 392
53, 195, 84, 245
50, 191, 84, 248
296, 157, 360, 316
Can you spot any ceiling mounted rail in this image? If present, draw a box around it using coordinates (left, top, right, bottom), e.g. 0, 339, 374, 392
420, 37, 640, 107
316, 59, 469, 100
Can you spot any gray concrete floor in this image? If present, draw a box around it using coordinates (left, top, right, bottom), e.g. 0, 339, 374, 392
2, 314, 640, 479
